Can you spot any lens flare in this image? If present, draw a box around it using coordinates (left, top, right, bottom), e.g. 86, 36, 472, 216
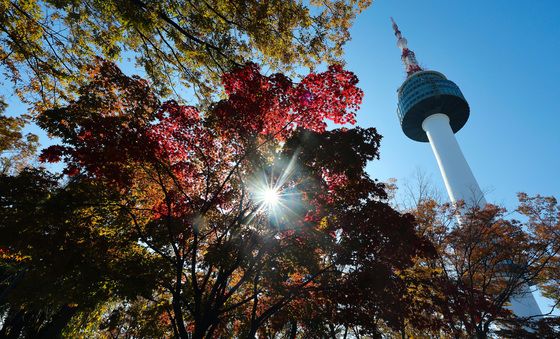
253, 185, 283, 212
262, 187, 280, 206
248, 152, 301, 226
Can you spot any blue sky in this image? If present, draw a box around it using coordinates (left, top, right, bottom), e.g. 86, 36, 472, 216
345, 0, 560, 209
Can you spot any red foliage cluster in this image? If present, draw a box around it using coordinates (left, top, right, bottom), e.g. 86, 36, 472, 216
321, 168, 349, 197
146, 101, 210, 189
38, 145, 66, 163
215, 63, 362, 139
37, 62, 366, 215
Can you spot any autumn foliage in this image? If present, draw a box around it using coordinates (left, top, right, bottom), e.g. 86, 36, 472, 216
3, 57, 558, 338
1, 60, 437, 337
0, 0, 371, 109
395, 194, 560, 338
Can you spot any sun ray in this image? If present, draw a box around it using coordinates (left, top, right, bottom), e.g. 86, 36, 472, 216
247, 151, 303, 228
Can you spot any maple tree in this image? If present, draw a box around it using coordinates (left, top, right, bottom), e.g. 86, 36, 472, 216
388, 179, 560, 338
0, 0, 371, 110
0, 60, 436, 337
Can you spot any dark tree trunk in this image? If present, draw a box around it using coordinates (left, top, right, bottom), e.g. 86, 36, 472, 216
475, 329, 487, 339
328, 323, 337, 339
173, 298, 190, 339
288, 320, 297, 339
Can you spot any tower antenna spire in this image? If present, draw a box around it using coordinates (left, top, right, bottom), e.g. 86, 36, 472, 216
391, 17, 422, 76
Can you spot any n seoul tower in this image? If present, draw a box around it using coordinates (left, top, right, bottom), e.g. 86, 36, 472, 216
391, 17, 483, 206
391, 18, 542, 317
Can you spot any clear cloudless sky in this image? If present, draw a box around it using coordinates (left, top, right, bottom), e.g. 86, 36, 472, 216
344, 0, 560, 209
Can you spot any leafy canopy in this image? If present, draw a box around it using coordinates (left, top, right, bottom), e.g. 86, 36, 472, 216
0, 0, 372, 109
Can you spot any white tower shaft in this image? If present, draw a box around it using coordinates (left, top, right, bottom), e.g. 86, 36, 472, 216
421, 113, 541, 318
421, 114, 485, 206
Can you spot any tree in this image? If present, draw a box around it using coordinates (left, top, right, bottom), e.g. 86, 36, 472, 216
383, 173, 560, 338
0, 0, 371, 110
0, 98, 38, 174
403, 195, 560, 338
1, 60, 435, 337
0, 169, 162, 338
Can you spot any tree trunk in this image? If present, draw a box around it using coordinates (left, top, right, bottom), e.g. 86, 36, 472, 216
328, 323, 337, 339
475, 329, 487, 339
173, 298, 190, 339
288, 320, 297, 339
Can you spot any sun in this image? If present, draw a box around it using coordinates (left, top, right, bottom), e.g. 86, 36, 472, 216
262, 187, 280, 206
248, 153, 300, 222
253, 186, 281, 211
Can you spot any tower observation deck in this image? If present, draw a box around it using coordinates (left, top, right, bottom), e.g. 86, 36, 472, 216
397, 70, 469, 142
391, 18, 542, 318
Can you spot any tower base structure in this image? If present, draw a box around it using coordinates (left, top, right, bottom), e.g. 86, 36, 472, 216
509, 284, 542, 318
